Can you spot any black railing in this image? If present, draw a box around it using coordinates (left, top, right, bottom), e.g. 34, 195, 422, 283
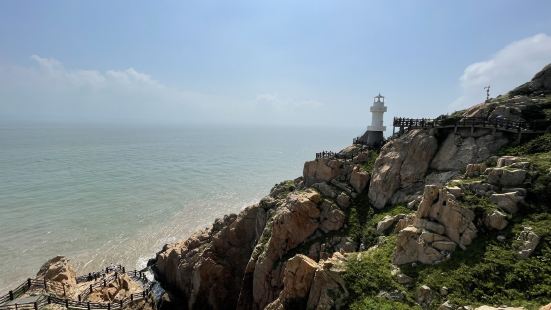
393, 117, 551, 132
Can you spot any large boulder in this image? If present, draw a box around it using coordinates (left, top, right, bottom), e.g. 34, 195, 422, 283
369, 129, 438, 209
306, 253, 349, 310
486, 168, 527, 187
376, 214, 406, 235
349, 167, 370, 193
484, 210, 509, 230
37, 256, 77, 296
265, 255, 318, 310
431, 132, 508, 172
303, 159, 342, 186
490, 192, 524, 214
516, 227, 541, 258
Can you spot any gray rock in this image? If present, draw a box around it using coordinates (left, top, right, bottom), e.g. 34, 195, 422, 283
417, 285, 432, 304
349, 167, 370, 193
486, 168, 527, 187
369, 129, 438, 209
490, 192, 523, 214
484, 210, 509, 230
303, 159, 342, 186
431, 133, 508, 172
376, 214, 405, 235
335, 192, 351, 209
517, 227, 541, 258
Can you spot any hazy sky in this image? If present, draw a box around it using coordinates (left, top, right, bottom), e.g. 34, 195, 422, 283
1, 1, 551, 130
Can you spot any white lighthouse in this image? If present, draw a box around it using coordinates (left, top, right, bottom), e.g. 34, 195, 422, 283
357, 93, 387, 147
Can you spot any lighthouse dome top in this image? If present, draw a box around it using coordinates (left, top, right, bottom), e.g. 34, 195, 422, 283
374, 93, 385, 103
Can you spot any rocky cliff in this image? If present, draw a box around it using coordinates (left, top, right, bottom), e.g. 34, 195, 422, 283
151, 63, 551, 310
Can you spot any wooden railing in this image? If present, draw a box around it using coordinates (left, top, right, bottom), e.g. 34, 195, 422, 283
393, 117, 551, 133
0, 265, 151, 310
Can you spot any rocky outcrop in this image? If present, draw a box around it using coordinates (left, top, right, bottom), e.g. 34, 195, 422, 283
511, 63, 551, 95
486, 167, 528, 188
465, 163, 487, 178
349, 167, 370, 193
490, 192, 524, 214
242, 190, 322, 309
306, 253, 348, 310
303, 159, 342, 186
88, 274, 141, 303
36, 256, 77, 296
516, 227, 541, 258
376, 214, 406, 235
484, 210, 509, 230
431, 132, 508, 172
265, 255, 318, 310
369, 129, 438, 209
154, 202, 266, 310
393, 185, 477, 265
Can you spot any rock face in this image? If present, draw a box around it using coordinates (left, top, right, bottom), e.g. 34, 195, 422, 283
511, 63, 551, 95
431, 132, 508, 171
306, 253, 348, 310
265, 255, 318, 310
154, 203, 266, 310
37, 256, 77, 295
242, 190, 323, 309
303, 159, 342, 186
393, 185, 477, 265
369, 129, 438, 209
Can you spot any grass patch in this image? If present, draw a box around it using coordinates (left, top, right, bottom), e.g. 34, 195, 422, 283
460, 190, 498, 213
344, 236, 419, 309
501, 133, 551, 156
361, 150, 380, 173
350, 297, 421, 310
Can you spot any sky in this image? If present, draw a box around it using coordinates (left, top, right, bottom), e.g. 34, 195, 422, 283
1, 0, 551, 130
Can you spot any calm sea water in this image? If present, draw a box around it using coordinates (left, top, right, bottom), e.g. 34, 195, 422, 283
0, 124, 357, 291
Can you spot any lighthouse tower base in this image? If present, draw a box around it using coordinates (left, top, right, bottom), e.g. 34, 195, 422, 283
358, 130, 384, 148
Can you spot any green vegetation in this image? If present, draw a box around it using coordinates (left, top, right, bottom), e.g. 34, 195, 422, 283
344, 236, 420, 309
350, 297, 420, 310
399, 213, 551, 309
360, 150, 380, 173
501, 133, 551, 156
346, 192, 410, 249
460, 190, 498, 213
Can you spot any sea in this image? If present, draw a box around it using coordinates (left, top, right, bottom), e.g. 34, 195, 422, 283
0, 124, 357, 291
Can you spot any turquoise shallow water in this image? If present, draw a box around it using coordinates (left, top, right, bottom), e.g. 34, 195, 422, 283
0, 124, 357, 291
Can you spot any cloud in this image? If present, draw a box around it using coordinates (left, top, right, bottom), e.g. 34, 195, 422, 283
0, 55, 211, 124
255, 93, 322, 111
0, 55, 329, 126
451, 33, 551, 110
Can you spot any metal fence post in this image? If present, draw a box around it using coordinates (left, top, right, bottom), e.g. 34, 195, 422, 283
9, 290, 13, 300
